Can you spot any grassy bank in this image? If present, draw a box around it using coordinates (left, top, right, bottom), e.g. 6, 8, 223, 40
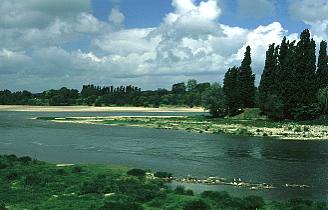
0, 155, 327, 210
38, 109, 328, 140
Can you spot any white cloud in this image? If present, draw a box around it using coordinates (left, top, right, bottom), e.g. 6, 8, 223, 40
108, 8, 125, 28
0, 0, 299, 91
289, 0, 328, 40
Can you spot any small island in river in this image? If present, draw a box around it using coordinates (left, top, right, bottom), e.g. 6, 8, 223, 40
37, 108, 328, 141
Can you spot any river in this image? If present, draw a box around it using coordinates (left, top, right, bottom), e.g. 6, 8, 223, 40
0, 111, 327, 202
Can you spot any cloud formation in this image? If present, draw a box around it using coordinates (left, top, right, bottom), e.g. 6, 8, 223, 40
289, 0, 328, 40
0, 0, 308, 91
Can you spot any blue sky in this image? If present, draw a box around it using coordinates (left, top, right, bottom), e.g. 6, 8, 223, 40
91, 0, 308, 33
0, 0, 327, 92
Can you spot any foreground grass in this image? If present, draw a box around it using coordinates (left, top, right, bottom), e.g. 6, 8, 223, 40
0, 154, 327, 210
38, 108, 328, 140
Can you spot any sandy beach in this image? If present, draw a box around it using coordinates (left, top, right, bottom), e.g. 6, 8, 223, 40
0, 105, 205, 113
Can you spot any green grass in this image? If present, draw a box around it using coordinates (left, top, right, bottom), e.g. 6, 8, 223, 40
0, 154, 327, 210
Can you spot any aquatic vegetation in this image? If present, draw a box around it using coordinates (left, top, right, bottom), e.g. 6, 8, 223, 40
0, 155, 326, 209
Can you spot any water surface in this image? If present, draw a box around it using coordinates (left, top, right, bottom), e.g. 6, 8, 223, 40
0, 111, 327, 202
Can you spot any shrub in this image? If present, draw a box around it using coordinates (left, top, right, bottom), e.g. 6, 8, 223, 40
6, 172, 18, 181
242, 195, 265, 210
183, 199, 210, 210
0, 201, 6, 210
0, 163, 9, 170
318, 87, 328, 115
25, 174, 48, 186
174, 185, 186, 195
292, 104, 320, 121
56, 168, 68, 176
127, 168, 146, 177
262, 94, 284, 120
18, 156, 32, 164
80, 180, 105, 194
101, 194, 144, 210
72, 166, 82, 173
185, 189, 194, 196
117, 178, 161, 202
154, 171, 172, 179
80, 174, 108, 194
4, 154, 18, 162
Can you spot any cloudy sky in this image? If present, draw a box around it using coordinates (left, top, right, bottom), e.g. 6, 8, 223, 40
0, 0, 327, 92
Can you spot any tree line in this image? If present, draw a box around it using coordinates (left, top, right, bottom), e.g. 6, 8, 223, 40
221, 29, 328, 121
0, 81, 213, 108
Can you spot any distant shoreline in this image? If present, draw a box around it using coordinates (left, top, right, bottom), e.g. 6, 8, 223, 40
0, 105, 205, 113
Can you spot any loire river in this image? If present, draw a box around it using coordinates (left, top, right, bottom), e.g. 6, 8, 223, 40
0, 111, 327, 202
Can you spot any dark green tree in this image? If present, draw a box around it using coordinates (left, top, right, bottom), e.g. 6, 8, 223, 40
259, 43, 278, 112
294, 29, 317, 106
223, 66, 241, 115
202, 83, 226, 117
187, 79, 197, 92
316, 40, 328, 90
239, 46, 255, 108
172, 82, 186, 94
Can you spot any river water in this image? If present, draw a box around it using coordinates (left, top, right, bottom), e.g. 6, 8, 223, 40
0, 111, 327, 202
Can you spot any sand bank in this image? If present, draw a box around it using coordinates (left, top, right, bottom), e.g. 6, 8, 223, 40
0, 105, 205, 113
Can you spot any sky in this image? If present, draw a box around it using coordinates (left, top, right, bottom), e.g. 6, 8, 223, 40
0, 0, 327, 92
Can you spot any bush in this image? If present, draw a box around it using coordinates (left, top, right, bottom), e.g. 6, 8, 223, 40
318, 87, 328, 115
101, 194, 144, 210
185, 189, 194, 196
117, 178, 161, 202
25, 174, 48, 186
263, 94, 284, 120
0, 201, 6, 210
174, 185, 186, 195
127, 168, 146, 177
80, 174, 108, 194
72, 166, 82, 173
4, 154, 18, 162
154, 171, 172, 179
292, 104, 320, 121
18, 156, 32, 164
56, 168, 68, 176
242, 195, 265, 209
0, 163, 9, 170
183, 199, 210, 210
6, 172, 18, 181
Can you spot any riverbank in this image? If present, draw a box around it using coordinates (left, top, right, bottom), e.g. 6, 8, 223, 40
0, 105, 205, 113
1, 154, 326, 210
37, 112, 328, 140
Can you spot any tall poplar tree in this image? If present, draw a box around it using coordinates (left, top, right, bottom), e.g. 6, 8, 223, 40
294, 29, 317, 106
223, 66, 241, 115
316, 40, 328, 91
239, 46, 255, 108
259, 43, 277, 107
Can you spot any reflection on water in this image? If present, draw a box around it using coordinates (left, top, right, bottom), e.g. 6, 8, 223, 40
0, 111, 327, 202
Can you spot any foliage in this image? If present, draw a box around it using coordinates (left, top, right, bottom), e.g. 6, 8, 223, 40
154, 171, 172, 179
183, 199, 210, 210
223, 66, 242, 115
318, 87, 328, 115
202, 83, 226, 118
292, 104, 320, 121
101, 194, 144, 210
317, 41, 328, 90
0, 154, 327, 210
263, 95, 284, 121
127, 168, 146, 177
239, 46, 256, 108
